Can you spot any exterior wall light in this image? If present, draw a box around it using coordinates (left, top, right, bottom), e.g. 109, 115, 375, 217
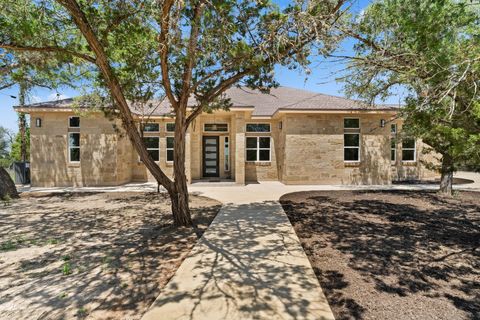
380, 119, 386, 128
35, 118, 42, 127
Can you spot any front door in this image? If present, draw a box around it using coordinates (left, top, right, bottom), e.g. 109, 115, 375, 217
203, 136, 219, 177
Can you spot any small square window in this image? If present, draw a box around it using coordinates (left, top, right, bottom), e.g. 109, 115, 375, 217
69, 116, 80, 128
344, 118, 359, 129
166, 123, 175, 132
143, 123, 159, 132
204, 123, 228, 132
246, 123, 270, 132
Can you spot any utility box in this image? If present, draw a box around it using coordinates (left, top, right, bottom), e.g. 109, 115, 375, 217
13, 161, 30, 185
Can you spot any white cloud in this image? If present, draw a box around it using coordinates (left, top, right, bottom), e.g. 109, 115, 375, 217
47, 93, 69, 100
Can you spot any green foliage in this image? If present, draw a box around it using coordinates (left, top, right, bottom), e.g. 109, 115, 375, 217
10, 126, 30, 162
0, 0, 348, 112
0, 126, 13, 168
343, 0, 480, 173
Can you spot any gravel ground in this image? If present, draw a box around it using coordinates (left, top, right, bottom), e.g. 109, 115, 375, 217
280, 190, 480, 320
0, 192, 221, 320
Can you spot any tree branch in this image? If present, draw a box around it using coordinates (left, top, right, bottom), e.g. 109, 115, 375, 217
157, 0, 178, 109
0, 44, 96, 63
56, 0, 174, 191
179, 0, 205, 108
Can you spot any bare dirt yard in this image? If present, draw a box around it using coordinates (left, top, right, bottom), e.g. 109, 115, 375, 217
280, 190, 479, 320
0, 192, 221, 319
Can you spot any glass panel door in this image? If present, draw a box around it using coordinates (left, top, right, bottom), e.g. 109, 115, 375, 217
203, 136, 219, 177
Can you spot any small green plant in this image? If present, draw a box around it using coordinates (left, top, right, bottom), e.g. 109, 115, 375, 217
77, 307, 87, 317
47, 239, 59, 245
62, 262, 71, 275
58, 292, 67, 299
0, 240, 16, 251
2, 195, 11, 206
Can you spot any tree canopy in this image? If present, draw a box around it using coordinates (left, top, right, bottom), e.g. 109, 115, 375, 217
341, 0, 480, 193
1, 0, 349, 224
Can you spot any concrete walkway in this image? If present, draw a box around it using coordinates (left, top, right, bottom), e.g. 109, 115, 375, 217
142, 201, 334, 320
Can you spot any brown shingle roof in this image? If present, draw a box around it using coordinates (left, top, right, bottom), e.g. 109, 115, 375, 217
14, 86, 399, 117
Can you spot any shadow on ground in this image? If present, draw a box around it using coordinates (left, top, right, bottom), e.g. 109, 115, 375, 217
0, 192, 221, 319
280, 190, 480, 320
144, 201, 333, 320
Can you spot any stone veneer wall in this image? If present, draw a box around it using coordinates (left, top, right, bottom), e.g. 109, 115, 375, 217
29, 112, 125, 187
282, 113, 397, 185
28, 110, 438, 187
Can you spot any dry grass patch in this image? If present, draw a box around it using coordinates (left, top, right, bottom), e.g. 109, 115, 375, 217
0, 192, 221, 319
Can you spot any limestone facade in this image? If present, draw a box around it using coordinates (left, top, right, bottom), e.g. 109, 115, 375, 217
27, 109, 437, 187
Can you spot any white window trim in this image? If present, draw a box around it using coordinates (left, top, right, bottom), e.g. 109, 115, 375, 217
391, 123, 397, 134
402, 139, 417, 162
165, 122, 175, 133
139, 137, 160, 162
68, 132, 80, 163
203, 123, 229, 133
245, 136, 271, 163
343, 133, 361, 163
166, 136, 174, 163
142, 122, 160, 133
68, 116, 80, 128
391, 137, 396, 163
343, 117, 361, 162
245, 123, 271, 133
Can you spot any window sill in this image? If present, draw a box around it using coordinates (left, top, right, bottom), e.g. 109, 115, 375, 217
344, 161, 360, 167
68, 162, 80, 167
401, 161, 417, 166
246, 161, 271, 166
166, 161, 174, 166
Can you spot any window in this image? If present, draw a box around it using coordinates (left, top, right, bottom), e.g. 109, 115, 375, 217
143, 123, 159, 132
143, 137, 159, 161
391, 123, 397, 134
166, 123, 175, 132
69, 116, 80, 128
166, 137, 174, 162
204, 123, 228, 132
224, 137, 230, 171
246, 123, 270, 132
344, 118, 360, 162
402, 138, 416, 161
344, 118, 360, 129
391, 138, 396, 162
246, 137, 271, 162
68, 133, 80, 162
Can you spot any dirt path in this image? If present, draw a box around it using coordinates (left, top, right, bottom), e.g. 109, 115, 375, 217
0, 192, 221, 320
281, 190, 480, 320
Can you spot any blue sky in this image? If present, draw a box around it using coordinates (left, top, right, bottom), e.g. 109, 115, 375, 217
1, 0, 391, 133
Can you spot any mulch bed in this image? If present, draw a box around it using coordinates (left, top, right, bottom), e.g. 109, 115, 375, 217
280, 190, 480, 320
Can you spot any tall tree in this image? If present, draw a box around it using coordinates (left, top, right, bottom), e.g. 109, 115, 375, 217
340, 0, 480, 195
0, 0, 349, 225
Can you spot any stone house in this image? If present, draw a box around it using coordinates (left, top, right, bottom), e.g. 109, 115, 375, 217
14, 86, 436, 187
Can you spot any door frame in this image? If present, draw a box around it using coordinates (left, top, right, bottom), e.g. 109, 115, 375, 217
202, 136, 220, 177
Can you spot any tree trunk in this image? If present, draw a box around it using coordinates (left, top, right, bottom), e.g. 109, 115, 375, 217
0, 167, 19, 199
19, 83, 27, 162
439, 153, 454, 196
170, 107, 192, 226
